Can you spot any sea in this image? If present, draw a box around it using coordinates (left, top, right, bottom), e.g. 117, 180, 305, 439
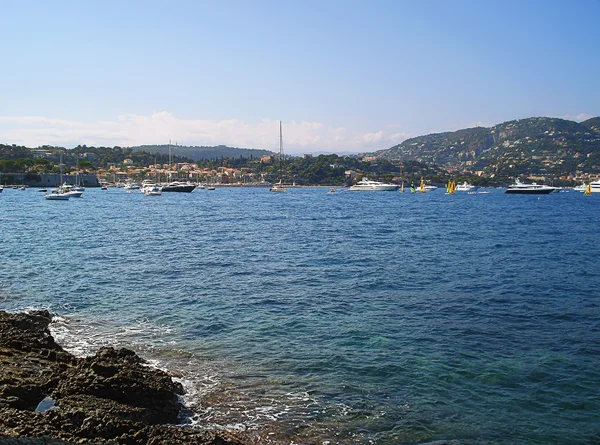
1, 186, 599, 445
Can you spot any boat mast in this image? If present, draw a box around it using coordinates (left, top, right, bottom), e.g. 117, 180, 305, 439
279, 121, 283, 184
58, 152, 63, 186
168, 140, 172, 182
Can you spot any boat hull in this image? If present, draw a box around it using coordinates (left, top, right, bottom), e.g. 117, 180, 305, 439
161, 185, 196, 192
505, 188, 555, 194
45, 194, 70, 200
349, 185, 399, 191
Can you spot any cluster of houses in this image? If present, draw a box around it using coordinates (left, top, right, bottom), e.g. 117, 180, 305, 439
96, 160, 269, 186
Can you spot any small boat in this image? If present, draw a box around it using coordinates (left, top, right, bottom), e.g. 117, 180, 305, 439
505, 179, 556, 194
574, 183, 587, 192
349, 178, 399, 191
45, 189, 70, 200
61, 183, 83, 198
143, 186, 162, 196
45, 154, 70, 200
270, 179, 287, 193
141, 181, 162, 195
328, 188, 336, 193
38, 188, 47, 192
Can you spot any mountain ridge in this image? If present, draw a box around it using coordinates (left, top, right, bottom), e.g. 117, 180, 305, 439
372, 116, 600, 177
129, 144, 273, 161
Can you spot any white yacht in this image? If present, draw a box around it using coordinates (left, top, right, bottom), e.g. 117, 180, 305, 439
61, 183, 83, 198
590, 179, 600, 193
505, 180, 556, 194
455, 182, 477, 192
45, 189, 70, 200
349, 178, 399, 191
143, 185, 162, 196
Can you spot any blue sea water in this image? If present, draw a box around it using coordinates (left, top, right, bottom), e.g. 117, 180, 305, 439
1, 186, 599, 445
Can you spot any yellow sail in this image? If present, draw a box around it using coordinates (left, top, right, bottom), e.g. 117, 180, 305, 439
585, 183, 592, 195
420, 177, 425, 193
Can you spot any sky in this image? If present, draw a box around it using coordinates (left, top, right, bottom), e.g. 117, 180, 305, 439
1, 0, 599, 155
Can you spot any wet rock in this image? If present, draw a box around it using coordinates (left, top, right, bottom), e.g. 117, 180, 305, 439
0, 311, 249, 445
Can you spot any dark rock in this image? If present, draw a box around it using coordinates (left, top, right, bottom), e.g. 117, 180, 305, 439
0, 311, 251, 445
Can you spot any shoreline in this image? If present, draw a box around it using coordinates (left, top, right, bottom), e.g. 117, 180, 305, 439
0, 310, 253, 445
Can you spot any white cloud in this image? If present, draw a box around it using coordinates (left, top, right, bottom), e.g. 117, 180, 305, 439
0, 112, 413, 154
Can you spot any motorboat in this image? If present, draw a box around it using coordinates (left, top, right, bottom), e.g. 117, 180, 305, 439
161, 181, 196, 192
141, 181, 162, 196
269, 179, 287, 193
45, 189, 70, 200
574, 183, 587, 192
505, 180, 556, 194
455, 182, 477, 192
123, 183, 140, 192
61, 183, 83, 198
349, 178, 399, 191
144, 186, 162, 196
590, 179, 600, 193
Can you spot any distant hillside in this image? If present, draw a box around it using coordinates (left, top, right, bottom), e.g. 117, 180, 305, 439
374, 117, 600, 177
130, 144, 273, 161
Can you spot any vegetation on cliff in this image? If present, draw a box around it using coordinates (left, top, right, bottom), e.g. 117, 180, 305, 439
375, 116, 600, 178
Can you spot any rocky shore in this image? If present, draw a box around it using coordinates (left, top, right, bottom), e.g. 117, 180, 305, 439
0, 310, 248, 445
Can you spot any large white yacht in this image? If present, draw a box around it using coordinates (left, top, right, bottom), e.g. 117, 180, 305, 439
590, 179, 600, 193
505, 180, 556, 194
349, 178, 399, 191
455, 182, 477, 192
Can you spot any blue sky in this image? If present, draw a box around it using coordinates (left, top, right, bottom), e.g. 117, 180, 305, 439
1, 0, 598, 154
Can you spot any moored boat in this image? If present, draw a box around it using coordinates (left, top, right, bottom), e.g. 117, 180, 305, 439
349, 178, 399, 191
161, 181, 196, 192
505, 179, 556, 194
45, 189, 70, 200
455, 182, 477, 192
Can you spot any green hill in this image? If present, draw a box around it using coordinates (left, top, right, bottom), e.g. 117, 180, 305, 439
130, 144, 273, 161
374, 116, 600, 177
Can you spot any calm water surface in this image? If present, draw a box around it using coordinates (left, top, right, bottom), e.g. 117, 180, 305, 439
1, 187, 599, 444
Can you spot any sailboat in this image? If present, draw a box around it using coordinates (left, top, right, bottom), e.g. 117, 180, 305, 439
45, 153, 70, 200
270, 121, 287, 192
